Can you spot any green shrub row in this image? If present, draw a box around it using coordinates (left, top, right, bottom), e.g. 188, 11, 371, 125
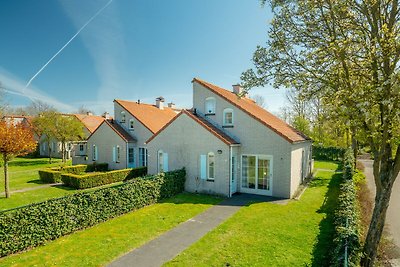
313, 145, 346, 161
332, 148, 361, 266
0, 168, 185, 257
61, 167, 147, 189
38, 163, 109, 183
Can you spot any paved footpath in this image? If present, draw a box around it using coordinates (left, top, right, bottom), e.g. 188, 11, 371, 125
108, 194, 287, 267
359, 160, 400, 266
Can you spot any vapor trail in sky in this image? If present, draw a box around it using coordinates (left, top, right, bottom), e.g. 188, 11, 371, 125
25, 0, 114, 88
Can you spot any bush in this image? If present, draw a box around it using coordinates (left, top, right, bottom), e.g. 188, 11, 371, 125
332, 148, 361, 266
0, 168, 185, 257
313, 145, 346, 161
39, 163, 109, 184
38, 169, 62, 183
61, 167, 147, 189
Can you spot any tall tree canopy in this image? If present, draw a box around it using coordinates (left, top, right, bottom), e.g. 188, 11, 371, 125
242, 0, 400, 266
0, 121, 36, 198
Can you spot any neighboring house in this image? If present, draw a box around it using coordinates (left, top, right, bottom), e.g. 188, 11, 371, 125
39, 113, 106, 159
73, 98, 178, 169
146, 78, 312, 198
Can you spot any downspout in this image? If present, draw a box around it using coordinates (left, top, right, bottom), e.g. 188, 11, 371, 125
229, 145, 233, 197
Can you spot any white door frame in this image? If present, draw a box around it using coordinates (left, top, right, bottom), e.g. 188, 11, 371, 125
240, 154, 273, 196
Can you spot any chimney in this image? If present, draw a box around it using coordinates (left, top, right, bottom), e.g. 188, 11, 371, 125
232, 84, 244, 95
137, 99, 141, 104
102, 112, 110, 119
156, 96, 165, 110
86, 111, 93, 116
167, 102, 176, 109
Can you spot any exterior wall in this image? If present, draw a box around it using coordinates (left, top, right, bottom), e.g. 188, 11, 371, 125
193, 82, 293, 198
147, 114, 231, 196
290, 141, 313, 197
38, 135, 67, 159
85, 122, 128, 170
114, 102, 154, 166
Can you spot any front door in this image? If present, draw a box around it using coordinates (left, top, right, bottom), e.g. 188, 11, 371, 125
231, 156, 237, 195
241, 155, 273, 196
128, 147, 135, 168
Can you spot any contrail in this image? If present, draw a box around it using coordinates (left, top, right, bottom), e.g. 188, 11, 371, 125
25, 0, 114, 88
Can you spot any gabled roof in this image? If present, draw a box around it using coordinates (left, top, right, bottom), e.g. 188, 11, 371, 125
146, 109, 240, 146
88, 119, 136, 143
192, 78, 311, 143
73, 114, 106, 133
114, 99, 177, 134
2, 115, 33, 126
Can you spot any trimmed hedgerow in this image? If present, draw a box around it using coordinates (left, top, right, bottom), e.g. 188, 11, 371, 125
332, 148, 361, 266
61, 167, 147, 189
0, 168, 185, 257
38, 163, 109, 183
313, 145, 346, 161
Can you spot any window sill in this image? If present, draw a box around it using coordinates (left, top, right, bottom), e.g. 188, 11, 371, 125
205, 113, 215, 116
129, 128, 134, 131
206, 179, 215, 182
222, 125, 234, 128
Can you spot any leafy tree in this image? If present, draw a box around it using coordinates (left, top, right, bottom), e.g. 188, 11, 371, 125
0, 121, 36, 198
33, 112, 84, 163
242, 1, 400, 265
53, 115, 84, 163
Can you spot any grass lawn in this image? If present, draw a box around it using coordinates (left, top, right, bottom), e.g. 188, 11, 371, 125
165, 167, 341, 266
313, 160, 341, 171
0, 193, 222, 267
0, 157, 71, 191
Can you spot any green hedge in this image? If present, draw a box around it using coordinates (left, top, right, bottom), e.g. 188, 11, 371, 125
61, 167, 148, 189
0, 168, 185, 257
38, 163, 109, 183
332, 148, 361, 266
313, 145, 346, 161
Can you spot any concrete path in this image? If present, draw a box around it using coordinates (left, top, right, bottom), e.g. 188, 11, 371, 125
359, 159, 400, 265
0, 183, 62, 197
108, 194, 287, 267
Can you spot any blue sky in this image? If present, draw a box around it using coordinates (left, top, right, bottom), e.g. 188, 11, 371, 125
0, 0, 286, 115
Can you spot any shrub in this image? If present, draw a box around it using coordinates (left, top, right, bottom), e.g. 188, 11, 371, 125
38, 163, 109, 184
313, 145, 346, 161
38, 169, 62, 183
332, 148, 361, 266
0, 168, 185, 257
61, 167, 147, 189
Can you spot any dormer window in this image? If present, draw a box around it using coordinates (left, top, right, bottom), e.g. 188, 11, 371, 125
223, 108, 234, 127
205, 97, 216, 115
121, 111, 126, 123
129, 119, 134, 130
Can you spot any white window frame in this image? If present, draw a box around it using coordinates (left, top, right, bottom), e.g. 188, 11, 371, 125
79, 144, 84, 152
129, 119, 134, 130
139, 147, 148, 167
116, 145, 121, 163
121, 111, 126, 123
205, 97, 216, 114
223, 108, 234, 126
93, 145, 98, 161
240, 154, 273, 195
207, 152, 215, 180
128, 147, 135, 164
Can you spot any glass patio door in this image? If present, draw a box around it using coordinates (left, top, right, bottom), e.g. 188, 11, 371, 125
241, 155, 272, 195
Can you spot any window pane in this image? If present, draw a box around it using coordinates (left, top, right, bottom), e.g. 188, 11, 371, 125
225, 112, 233, 124
158, 152, 163, 172
208, 154, 215, 179
242, 156, 256, 189
258, 159, 270, 190
128, 148, 134, 163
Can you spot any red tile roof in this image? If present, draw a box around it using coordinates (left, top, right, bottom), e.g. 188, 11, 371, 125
114, 99, 178, 134
88, 119, 136, 142
73, 114, 106, 133
192, 78, 311, 143
146, 109, 240, 145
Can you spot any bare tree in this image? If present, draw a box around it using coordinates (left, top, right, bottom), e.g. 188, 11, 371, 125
76, 105, 94, 115
250, 94, 267, 109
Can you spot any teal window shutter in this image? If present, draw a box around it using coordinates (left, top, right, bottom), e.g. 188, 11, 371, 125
113, 147, 116, 162
200, 155, 207, 179
163, 153, 169, 172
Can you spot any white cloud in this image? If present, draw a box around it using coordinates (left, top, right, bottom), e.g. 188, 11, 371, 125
60, 0, 127, 104
0, 68, 75, 111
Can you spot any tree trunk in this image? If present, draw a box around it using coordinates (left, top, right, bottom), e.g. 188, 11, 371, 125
361, 163, 396, 266
3, 154, 9, 198
61, 142, 65, 163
